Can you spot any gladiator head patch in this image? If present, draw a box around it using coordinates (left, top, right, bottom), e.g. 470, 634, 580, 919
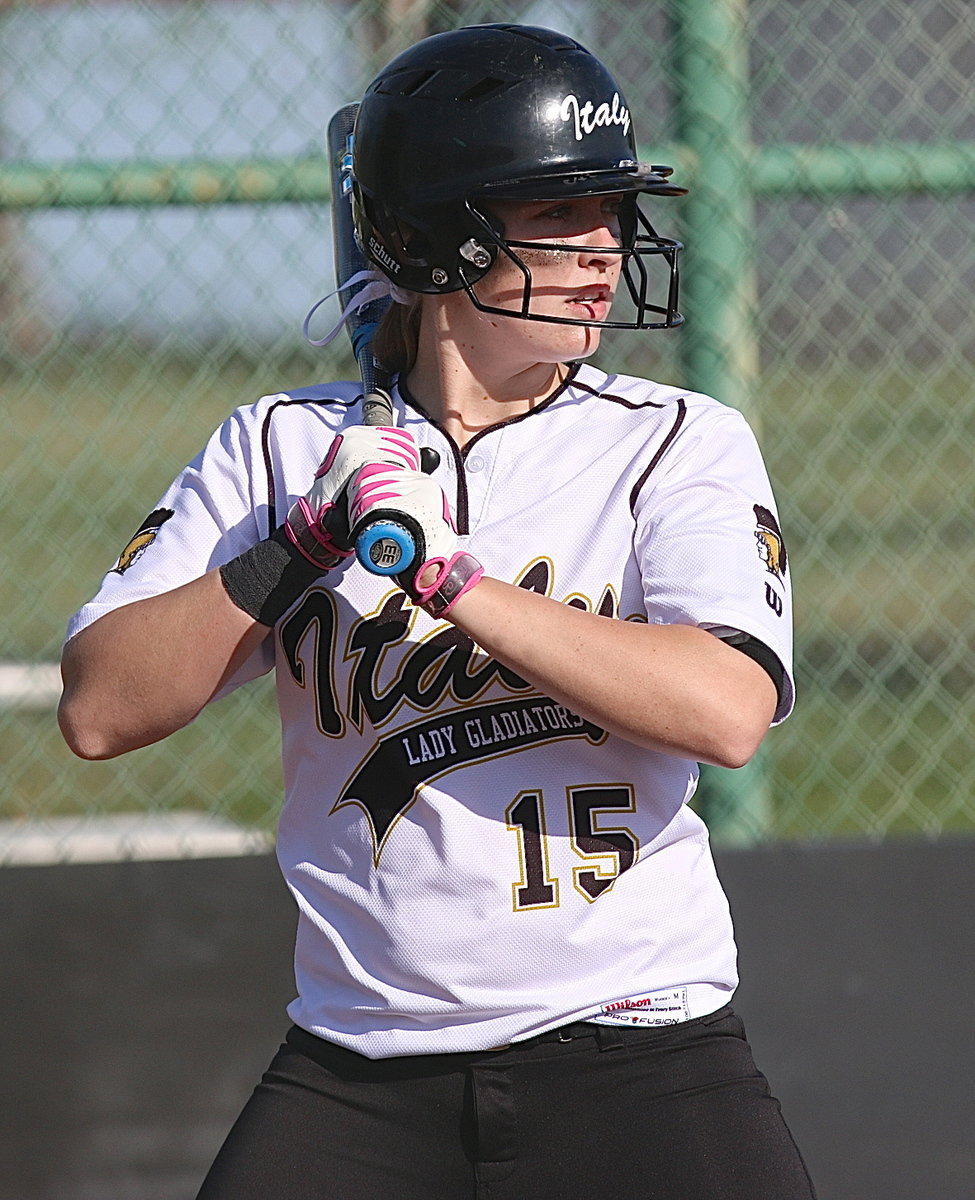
113, 508, 174, 574
753, 504, 787, 580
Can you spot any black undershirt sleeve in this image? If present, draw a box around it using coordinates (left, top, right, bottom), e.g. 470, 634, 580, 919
721, 632, 786, 707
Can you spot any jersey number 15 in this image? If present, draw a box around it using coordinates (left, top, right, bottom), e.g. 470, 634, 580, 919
506, 785, 639, 911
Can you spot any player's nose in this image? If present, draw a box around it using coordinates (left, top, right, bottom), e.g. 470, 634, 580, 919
576, 227, 621, 269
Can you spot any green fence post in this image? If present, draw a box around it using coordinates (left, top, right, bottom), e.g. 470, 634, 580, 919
670, 0, 769, 843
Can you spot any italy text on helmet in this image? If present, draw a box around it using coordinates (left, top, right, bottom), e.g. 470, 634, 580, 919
557, 92, 631, 141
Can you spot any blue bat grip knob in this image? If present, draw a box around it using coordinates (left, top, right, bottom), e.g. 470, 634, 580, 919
356, 522, 415, 575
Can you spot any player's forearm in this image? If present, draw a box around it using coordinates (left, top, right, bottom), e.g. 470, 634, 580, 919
58, 570, 268, 760
447, 576, 778, 768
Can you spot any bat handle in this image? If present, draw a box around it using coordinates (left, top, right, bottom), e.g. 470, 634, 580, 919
352, 382, 416, 574
353, 445, 441, 577
361, 394, 393, 426
355, 520, 416, 575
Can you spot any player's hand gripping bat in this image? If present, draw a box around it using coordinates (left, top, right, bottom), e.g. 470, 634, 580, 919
326, 104, 437, 575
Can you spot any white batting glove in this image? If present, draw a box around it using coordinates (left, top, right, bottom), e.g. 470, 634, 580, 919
347, 464, 484, 618
284, 426, 421, 569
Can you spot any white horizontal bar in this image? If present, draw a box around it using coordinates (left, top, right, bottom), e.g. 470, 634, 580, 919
0, 663, 62, 708
0, 813, 273, 866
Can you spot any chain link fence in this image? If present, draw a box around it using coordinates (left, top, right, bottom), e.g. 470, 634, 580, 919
2, 0, 975, 862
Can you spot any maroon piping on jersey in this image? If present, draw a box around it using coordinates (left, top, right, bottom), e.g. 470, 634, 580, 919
628, 398, 687, 515
547, 373, 687, 515
570, 375, 668, 411
258, 374, 686, 534
260, 394, 358, 531
397, 363, 580, 536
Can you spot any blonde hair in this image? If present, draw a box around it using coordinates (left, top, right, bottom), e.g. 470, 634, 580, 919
374, 295, 422, 376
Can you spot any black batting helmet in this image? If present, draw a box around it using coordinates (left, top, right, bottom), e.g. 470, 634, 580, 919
351, 23, 686, 329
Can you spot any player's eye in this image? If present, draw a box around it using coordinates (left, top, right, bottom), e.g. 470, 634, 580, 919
537, 204, 571, 221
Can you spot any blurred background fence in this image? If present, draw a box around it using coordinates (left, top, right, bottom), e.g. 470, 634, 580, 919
3, 0, 975, 862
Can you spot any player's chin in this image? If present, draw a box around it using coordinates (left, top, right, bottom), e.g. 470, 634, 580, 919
553, 319, 604, 359
519, 321, 603, 362
574, 326, 604, 358
493, 303, 607, 358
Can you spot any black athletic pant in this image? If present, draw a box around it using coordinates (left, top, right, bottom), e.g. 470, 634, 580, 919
196, 1005, 817, 1199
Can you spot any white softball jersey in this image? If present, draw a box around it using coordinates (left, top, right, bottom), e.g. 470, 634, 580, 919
67, 361, 794, 1058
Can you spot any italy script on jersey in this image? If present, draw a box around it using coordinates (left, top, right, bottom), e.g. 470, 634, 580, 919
67, 362, 794, 1058
277, 561, 612, 862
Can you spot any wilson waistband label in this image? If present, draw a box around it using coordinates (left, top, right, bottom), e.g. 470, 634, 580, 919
590, 987, 691, 1027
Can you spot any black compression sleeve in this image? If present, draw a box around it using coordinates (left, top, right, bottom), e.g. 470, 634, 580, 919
219, 526, 325, 627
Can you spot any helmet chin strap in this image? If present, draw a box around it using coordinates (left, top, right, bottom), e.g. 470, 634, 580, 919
302, 269, 412, 348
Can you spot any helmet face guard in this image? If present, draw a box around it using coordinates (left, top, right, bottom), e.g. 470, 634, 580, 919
459, 199, 683, 330
351, 24, 687, 331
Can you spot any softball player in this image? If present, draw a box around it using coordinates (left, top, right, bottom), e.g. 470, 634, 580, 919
59, 24, 816, 1199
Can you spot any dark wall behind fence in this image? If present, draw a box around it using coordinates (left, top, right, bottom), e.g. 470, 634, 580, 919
2, 839, 972, 1200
